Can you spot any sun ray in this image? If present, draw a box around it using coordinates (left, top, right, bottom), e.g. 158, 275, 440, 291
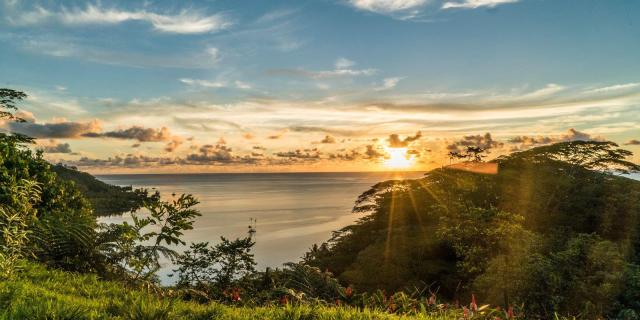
384, 147, 415, 169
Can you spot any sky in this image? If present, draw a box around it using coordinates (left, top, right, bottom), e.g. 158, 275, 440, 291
1, 0, 639, 173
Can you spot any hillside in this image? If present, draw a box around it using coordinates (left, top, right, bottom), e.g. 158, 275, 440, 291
51, 164, 155, 216
305, 141, 640, 319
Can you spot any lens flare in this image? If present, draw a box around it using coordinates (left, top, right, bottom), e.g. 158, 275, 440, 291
383, 147, 414, 169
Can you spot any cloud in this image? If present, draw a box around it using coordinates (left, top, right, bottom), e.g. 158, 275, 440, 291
364, 145, 385, 159
387, 131, 422, 148
6, 32, 227, 69
235, 81, 252, 90
267, 129, 288, 140
185, 143, 234, 163
180, 78, 226, 89
447, 132, 502, 151
11, 3, 231, 34
335, 57, 355, 69
180, 78, 253, 90
83, 126, 172, 142
164, 137, 183, 152
625, 139, 640, 146
173, 117, 244, 132
205, 46, 220, 58
584, 83, 640, 94
7, 118, 101, 139
320, 135, 337, 144
275, 149, 321, 160
347, 0, 428, 14
267, 58, 376, 79
37, 140, 72, 153
72, 154, 178, 168
509, 128, 600, 146
375, 77, 403, 91
442, 0, 519, 10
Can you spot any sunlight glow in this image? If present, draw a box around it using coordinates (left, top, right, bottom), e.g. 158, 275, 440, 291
383, 147, 415, 169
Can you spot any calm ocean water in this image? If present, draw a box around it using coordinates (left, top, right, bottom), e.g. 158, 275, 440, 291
96, 172, 424, 283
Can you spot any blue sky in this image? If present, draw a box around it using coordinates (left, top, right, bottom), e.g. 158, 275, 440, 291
1, 0, 639, 172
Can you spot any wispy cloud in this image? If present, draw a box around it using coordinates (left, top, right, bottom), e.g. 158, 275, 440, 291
268, 58, 376, 79
4, 32, 226, 69
584, 83, 640, 94
180, 78, 253, 90
442, 0, 519, 10
347, 0, 428, 15
375, 77, 403, 91
180, 78, 226, 89
9, 3, 231, 34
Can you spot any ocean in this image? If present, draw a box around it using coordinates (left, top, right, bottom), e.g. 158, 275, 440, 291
96, 171, 425, 283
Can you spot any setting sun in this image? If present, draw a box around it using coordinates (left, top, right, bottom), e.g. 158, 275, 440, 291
384, 147, 415, 169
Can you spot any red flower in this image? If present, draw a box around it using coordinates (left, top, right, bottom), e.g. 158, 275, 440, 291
463, 306, 470, 319
506, 306, 515, 319
345, 286, 353, 298
470, 294, 478, 312
231, 288, 241, 302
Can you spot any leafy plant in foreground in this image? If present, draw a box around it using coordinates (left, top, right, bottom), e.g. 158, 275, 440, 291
98, 194, 201, 282
0, 179, 41, 278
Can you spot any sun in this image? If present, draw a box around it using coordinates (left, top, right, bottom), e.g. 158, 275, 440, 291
383, 147, 415, 169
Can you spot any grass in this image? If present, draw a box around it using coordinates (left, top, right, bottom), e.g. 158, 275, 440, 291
0, 263, 575, 319
0, 263, 444, 319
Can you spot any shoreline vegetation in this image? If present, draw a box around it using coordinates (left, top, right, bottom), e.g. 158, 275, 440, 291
2, 89, 640, 319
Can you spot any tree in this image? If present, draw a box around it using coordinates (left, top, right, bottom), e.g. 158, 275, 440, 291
501, 140, 640, 174
173, 236, 256, 298
98, 194, 201, 281
0, 88, 34, 144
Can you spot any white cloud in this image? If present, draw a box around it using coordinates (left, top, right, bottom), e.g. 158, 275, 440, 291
520, 83, 566, 99
180, 78, 253, 90
584, 83, 640, 94
348, 0, 428, 14
11, 4, 231, 34
375, 77, 403, 91
235, 81, 252, 90
335, 58, 356, 69
269, 58, 377, 79
442, 0, 519, 9
204, 47, 221, 64
180, 78, 226, 88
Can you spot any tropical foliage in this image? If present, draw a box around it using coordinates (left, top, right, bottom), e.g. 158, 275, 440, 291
305, 140, 640, 319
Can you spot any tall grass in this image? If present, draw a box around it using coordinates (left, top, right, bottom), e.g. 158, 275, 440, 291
0, 263, 577, 319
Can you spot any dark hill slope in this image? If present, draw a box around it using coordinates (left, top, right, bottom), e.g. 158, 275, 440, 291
305, 141, 640, 318
51, 165, 155, 216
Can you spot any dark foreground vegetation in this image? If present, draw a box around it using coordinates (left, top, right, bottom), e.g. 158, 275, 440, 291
51, 164, 157, 217
1, 88, 640, 319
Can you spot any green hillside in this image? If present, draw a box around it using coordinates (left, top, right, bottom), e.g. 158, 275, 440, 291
51, 164, 156, 216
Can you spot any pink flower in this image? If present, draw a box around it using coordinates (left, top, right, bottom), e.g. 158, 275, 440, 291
428, 293, 436, 305
470, 294, 478, 312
